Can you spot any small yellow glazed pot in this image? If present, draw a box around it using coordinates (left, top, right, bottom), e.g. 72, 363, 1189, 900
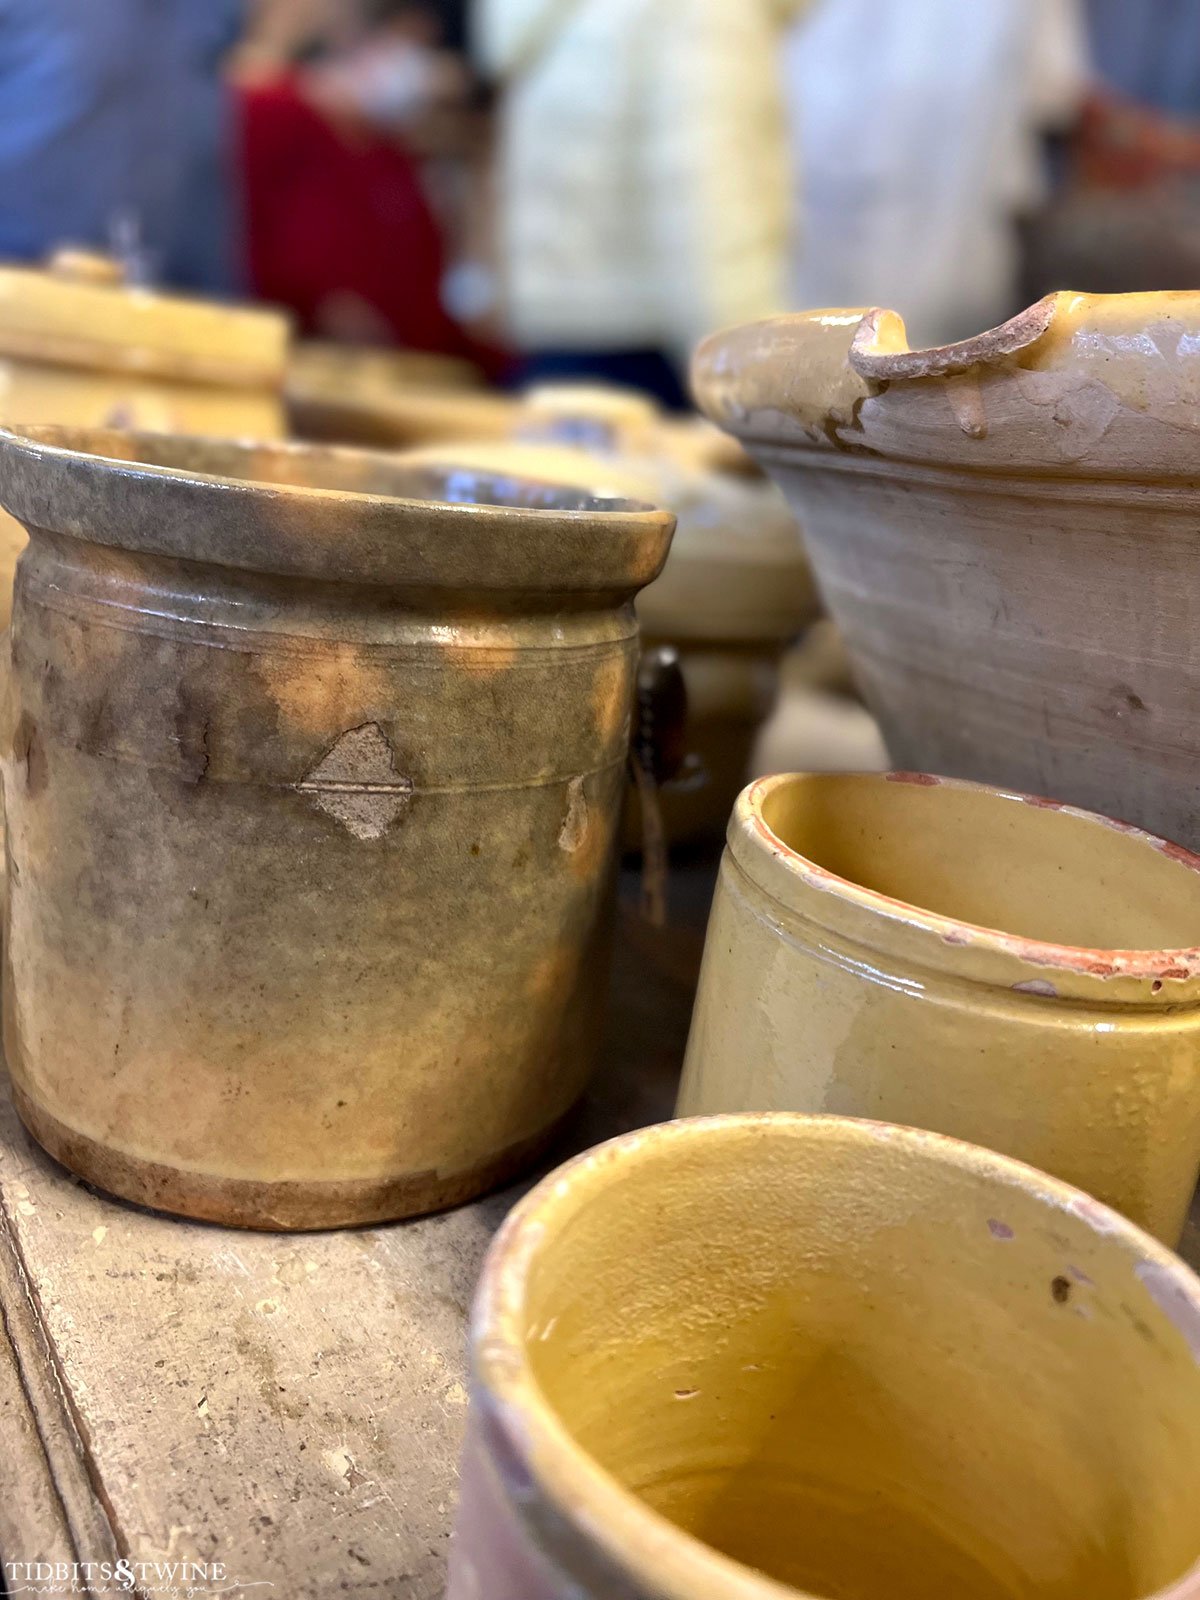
0, 425, 673, 1229
679, 772, 1200, 1244
448, 1113, 1200, 1600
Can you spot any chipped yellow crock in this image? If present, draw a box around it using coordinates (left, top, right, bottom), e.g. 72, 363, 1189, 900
448, 1114, 1200, 1600
679, 772, 1200, 1244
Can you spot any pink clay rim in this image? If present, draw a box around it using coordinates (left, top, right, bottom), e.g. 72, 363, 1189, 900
735, 771, 1200, 985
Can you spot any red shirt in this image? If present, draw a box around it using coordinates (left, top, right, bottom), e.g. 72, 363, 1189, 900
237, 76, 474, 356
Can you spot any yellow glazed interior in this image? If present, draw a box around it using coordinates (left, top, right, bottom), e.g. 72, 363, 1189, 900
756, 773, 1200, 952
498, 1117, 1200, 1600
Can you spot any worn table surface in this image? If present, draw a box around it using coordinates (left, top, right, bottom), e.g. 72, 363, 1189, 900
0, 861, 1197, 1600
0, 872, 709, 1600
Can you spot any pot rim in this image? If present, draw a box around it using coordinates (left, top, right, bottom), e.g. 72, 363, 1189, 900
732, 771, 1200, 986
470, 1112, 1200, 1600
0, 424, 676, 594
691, 291, 1200, 479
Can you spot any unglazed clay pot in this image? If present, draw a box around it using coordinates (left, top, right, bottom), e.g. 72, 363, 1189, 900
679, 771, 1200, 1244
0, 424, 673, 1229
693, 293, 1200, 847
448, 1113, 1200, 1600
0, 248, 289, 630
397, 435, 815, 844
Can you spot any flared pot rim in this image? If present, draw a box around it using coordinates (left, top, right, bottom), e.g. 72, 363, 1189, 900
692, 290, 1200, 480
468, 1112, 1200, 1600
729, 771, 1200, 996
0, 423, 675, 596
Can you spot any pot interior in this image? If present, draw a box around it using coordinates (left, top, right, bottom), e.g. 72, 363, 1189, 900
4, 423, 645, 514
521, 1121, 1200, 1600
758, 774, 1200, 951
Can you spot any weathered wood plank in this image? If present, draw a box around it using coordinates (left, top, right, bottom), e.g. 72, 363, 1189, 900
0, 899, 695, 1600
0, 868, 1196, 1600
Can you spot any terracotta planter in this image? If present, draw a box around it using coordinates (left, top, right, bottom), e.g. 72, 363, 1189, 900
397, 436, 815, 844
0, 424, 673, 1229
679, 771, 1200, 1244
0, 247, 289, 630
448, 1113, 1200, 1600
692, 293, 1200, 847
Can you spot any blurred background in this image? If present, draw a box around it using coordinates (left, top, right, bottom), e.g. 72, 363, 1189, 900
4, 0, 1200, 858
4, 0, 1200, 382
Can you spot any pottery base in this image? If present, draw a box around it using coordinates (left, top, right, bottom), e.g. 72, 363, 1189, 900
10, 1084, 571, 1230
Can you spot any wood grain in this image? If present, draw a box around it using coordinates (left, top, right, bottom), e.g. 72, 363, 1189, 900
0, 872, 1196, 1600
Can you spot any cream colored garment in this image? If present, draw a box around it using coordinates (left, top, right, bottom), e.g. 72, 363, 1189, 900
475, 0, 805, 357
785, 0, 1089, 348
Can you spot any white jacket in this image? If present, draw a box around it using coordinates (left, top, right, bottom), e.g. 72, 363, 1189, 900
785, 0, 1089, 348
475, 0, 804, 358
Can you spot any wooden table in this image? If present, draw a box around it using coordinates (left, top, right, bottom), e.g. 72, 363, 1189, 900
0, 862, 1196, 1600
0, 873, 707, 1600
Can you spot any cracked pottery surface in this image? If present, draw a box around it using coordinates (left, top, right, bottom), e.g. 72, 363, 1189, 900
679, 771, 1200, 1246
692, 292, 1200, 848
448, 1114, 1200, 1600
0, 424, 673, 1228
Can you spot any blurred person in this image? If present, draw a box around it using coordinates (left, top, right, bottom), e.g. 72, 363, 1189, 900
474, 0, 806, 407
0, 0, 243, 291
236, 1, 495, 358
1085, 0, 1200, 116
235, 0, 361, 81
785, 0, 1088, 348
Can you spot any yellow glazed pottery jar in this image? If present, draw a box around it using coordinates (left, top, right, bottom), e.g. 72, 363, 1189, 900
0, 247, 290, 629
692, 293, 1200, 849
0, 424, 673, 1229
447, 1113, 1200, 1600
678, 772, 1200, 1244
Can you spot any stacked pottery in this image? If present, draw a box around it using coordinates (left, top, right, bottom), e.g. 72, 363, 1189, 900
449, 1114, 1200, 1600
693, 292, 1200, 849
0, 425, 673, 1227
395, 415, 817, 844
285, 338, 508, 449
0, 247, 289, 627
288, 353, 752, 479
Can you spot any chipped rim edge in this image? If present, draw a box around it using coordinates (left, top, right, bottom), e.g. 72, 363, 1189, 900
847, 295, 1060, 381
468, 1112, 1200, 1600
731, 771, 1200, 985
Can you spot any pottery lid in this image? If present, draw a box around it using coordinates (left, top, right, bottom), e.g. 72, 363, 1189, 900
397, 438, 814, 642
0, 248, 291, 390
731, 771, 1200, 1004
0, 424, 675, 599
693, 291, 1200, 479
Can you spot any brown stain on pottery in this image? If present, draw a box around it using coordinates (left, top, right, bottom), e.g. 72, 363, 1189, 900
0, 424, 673, 1227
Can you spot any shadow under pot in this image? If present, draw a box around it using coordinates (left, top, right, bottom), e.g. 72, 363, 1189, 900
0, 425, 674, 1229
448, 1113, 1200, 1600
678, 771, 1200, 1245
